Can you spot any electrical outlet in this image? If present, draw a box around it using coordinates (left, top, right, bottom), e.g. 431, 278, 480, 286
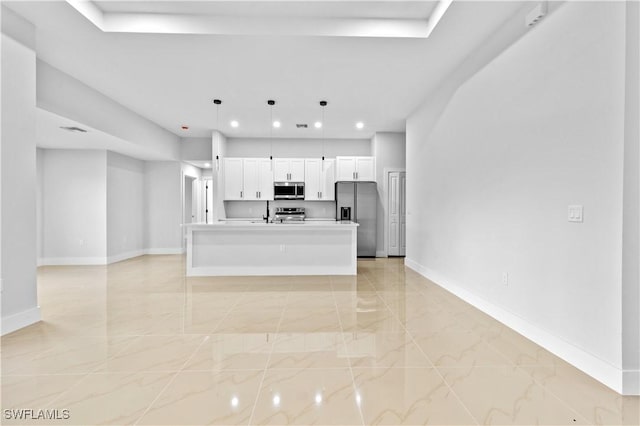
502, 272, 509, 287
79, 239, 85, 247
280, 244, 286, 252
568, 205, 583, 222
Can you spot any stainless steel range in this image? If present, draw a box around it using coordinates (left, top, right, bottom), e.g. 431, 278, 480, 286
273, 207, 305, 223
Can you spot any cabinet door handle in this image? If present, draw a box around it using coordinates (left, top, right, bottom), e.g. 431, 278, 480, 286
259, 191, 261, 198
240, 191, 243, 198
319, 191, 322, 199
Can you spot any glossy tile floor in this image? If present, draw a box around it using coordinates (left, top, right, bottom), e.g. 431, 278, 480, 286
2, 256, 638, 425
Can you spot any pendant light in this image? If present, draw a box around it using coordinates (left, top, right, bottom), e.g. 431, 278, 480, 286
213, 99, 222, 172
267, 100, 275, 167
319, 100, 327, 163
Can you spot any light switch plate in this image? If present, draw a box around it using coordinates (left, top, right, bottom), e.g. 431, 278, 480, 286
568, 205, 583, 222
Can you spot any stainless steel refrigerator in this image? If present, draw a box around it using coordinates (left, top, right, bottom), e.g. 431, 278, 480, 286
336, 181, 377, 257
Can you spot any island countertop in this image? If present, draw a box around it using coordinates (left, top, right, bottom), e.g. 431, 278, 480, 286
185, 220, 358, 229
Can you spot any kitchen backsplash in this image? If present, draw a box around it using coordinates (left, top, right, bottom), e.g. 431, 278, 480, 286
224, 200, 336, 219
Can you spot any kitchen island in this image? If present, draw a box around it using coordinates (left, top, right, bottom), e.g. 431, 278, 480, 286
185, 221, 358, 276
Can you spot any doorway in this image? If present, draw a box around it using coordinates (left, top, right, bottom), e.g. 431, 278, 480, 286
388, 171, 406, 257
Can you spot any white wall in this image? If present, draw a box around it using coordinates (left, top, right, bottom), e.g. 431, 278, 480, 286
212, 131, 227, 221
225, 137, 370, 158
36, 148, 44, 262
1, 32, 39, 333
144, 161, 183, 254
41, 150, 107, 264
181, 137, 212, 161
621, 0, 640, 394
107, 151, 144, 262
406, 1, 633, 393
371, 132, 406, 256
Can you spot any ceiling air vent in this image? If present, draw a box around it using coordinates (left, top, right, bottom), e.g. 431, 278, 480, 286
296, 124, 308, 129
59, 126, 88, 133
525, 2, 547, 27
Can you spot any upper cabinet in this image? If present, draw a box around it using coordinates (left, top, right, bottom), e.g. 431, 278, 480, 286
223, 158, 244, 200
274, 158, 305, 182
224, 158, 273, 200
336, 156, 375, 181
242, 158, 273, 200
305, 158, 335, 201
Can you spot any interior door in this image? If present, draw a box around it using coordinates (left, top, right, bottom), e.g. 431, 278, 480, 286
400, 172, 406, 254
388, 171, 406, 256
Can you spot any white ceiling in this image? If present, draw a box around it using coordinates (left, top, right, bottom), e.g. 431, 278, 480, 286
6, 1, 527, 145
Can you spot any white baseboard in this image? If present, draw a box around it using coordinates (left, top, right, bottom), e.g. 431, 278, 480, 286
623, 370, 640, 395
107, 250, 145, 264
40, 257, 107, 266
144, 248, 184, 255
405, 257, 634, 396
2, 306, 41, 335
376, 250, 387, 258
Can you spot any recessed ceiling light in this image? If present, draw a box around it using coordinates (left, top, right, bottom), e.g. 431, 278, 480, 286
204, 163, 211, 167
355, 122, 364, 129
230, 120, 239, 128
314, 122, 322, 129
273, 121, 281, 128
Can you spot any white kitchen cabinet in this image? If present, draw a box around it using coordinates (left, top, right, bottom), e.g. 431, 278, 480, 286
336, 156, 375, 181
258, 159, 274, 200
242, 158, 273, 200
223, 158, 244, 200
305, 158, 335, 201
274, 158, 305, 182
224, 158, 273, 200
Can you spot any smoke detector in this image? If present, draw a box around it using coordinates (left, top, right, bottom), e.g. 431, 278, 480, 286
525, 2, 547, 27
59, 126, 87, 133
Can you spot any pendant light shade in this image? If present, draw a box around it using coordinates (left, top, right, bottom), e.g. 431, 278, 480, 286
213, 99, 222, 172
268, 100, 275, 166
319, 100, 327, 162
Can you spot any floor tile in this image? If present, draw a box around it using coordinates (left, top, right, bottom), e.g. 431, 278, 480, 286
521, 361, 640, 425
214, 309, 284, 334
183, 333, 274, 371
344, 332, 432, 368
268, 332, 349, 369
414, 331, 511, 367
46, 372, 173, 425
96, 335, 205, 373
1, 374, 86, 410
137, 370, 263, 425
353, 367, 476, 425
8, 256, 633, 426
250, 368, 362, 425
440, 365, 590, 425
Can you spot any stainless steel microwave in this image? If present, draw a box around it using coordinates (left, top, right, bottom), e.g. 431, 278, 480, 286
274, 182, 305, 200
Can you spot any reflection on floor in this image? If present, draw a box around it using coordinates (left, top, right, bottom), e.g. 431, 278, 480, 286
1, 256, 638, 425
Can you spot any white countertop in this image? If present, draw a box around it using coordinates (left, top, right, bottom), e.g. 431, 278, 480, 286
186, 220, 358, 229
